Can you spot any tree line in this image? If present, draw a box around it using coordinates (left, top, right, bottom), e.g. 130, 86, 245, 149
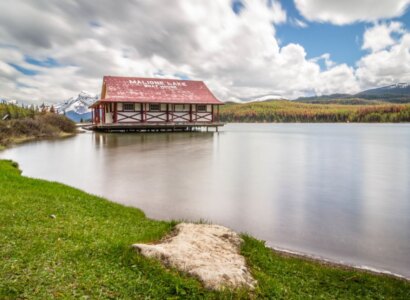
219, 100, 410, 123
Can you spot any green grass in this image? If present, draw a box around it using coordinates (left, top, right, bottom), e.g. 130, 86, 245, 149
242, 237, 410, 299
0, 160, 409, 299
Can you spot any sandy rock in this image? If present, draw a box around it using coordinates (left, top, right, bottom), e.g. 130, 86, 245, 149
132, 223, 256, 290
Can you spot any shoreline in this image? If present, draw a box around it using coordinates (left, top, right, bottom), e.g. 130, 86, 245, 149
1, 131, 409, 283
1, 159, 409, 297
268, 245, 409, 282
0, 131, 77, 151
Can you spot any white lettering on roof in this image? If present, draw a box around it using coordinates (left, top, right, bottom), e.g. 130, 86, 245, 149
128, 79, 187, 88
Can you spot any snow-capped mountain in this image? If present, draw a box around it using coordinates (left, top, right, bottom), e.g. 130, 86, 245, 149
387, 83, 410, 89
56, 91, 98, 122
357, 83, 410, 97
238, 93, 283, 103
248, 94, 283, 102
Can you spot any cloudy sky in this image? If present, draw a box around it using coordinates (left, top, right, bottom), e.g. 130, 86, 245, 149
1, 0, 410, 104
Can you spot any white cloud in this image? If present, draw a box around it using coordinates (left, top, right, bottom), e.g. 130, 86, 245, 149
288, 17, 308, 28
295, 0, 410, 25
293, 18, 308, 28
317, 64, 359, 95
269, 0, 287, 24
362, 22, 405, 52
0, 61, 19, 80
0, 0, 386, 104
357, 31, 410, 89
311, 53, 335, 68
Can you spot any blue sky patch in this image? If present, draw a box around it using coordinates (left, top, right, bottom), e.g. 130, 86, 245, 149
9, 63, 39, 76
174, 73, 190, 80
277, 22, 366, 66
275, 0, 410, 67
25, 56, 60, 68
232, 0, 245, 15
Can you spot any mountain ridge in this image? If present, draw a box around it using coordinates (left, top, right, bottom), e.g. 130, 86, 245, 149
296, 83, 410, 103
56, 91, 98, 122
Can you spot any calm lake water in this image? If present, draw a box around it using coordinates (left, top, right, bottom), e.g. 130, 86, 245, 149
1, 124, 410, 278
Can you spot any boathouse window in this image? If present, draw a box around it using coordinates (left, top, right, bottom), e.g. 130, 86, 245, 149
123, 103, 134, 111
149, 104, 160, 111
175, 104, 189, 111
197, 105, 206, 112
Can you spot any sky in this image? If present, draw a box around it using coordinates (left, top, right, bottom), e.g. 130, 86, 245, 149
1, 0, 410, 104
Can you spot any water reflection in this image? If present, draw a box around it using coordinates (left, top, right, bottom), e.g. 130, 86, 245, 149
1, 124, 409, 278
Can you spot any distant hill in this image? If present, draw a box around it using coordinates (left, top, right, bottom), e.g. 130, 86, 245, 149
296, 83, 410, 104
297, 93, 351, 101
357, 83, 410, 101
56, 91, 98, 122
296, 98, 386, 105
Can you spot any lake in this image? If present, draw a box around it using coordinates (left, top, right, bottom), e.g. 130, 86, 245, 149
1, 123, 409, 278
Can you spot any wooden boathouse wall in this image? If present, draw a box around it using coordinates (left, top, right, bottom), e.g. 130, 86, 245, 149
90, 76, 224, 132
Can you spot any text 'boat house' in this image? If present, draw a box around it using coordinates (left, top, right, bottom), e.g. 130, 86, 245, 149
90, 76, 224, 132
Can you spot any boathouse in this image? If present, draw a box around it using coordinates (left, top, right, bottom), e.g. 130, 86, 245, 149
90, 76, 224, 131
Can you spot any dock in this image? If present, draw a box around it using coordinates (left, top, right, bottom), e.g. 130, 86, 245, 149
83, 122, 224, 132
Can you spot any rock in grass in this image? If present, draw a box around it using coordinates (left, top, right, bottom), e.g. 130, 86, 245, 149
49, 214, 56, 219
132, 223, 256, 290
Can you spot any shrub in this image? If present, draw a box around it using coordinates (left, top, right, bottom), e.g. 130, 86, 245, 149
0, 113, 76, 146
38, 113, 76, 133
11, 118, 43, 136
0, 122, 11, 145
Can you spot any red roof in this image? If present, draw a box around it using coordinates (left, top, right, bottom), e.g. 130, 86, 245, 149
97, 76, 223, 105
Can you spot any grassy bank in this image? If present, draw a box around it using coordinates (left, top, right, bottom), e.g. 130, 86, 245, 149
220, 100, 410, 123
0, 109, 76, 147
1, 160, 409, 298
